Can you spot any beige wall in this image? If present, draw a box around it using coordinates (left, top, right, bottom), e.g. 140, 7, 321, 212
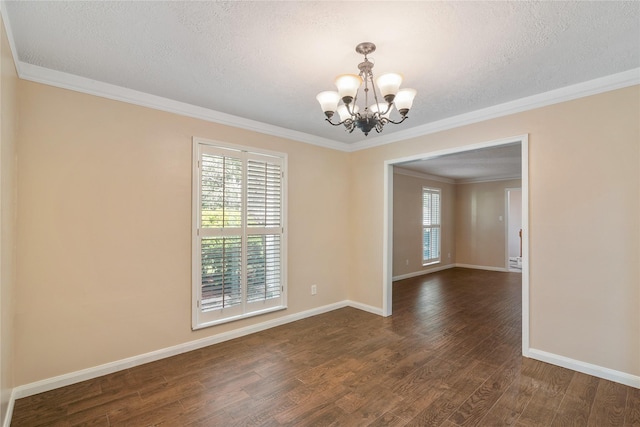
508, 189, 522, 259
7, 66, 640, 389
350, 86, 640, 377
0, 15, 18, 423
15, 81, 351, 385
455, 179, 521, 269
392, 170, 455, 277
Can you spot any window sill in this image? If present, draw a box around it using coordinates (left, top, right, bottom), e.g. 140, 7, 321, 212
192, 305, 287, 331
422, 261, 441, 267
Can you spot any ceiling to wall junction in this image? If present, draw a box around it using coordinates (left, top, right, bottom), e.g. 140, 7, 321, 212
396, 143, 522, 183
2, 1, 639, 149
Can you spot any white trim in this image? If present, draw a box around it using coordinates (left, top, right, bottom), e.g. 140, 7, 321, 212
393, 167, 455, 184
393, 167, 520, 185
349, 69, 640, 152
17, 63, 347, 152
455, 263, 509, 273
456, 175, 522, 185
528, 349, 640, 389
9, 300, 379, 400
383, 135, 528, 167
0, 34, 635, 155
191, 138, 288, 329
382, 164, 393, 317
2, 390, 15, 427
345, 300, 384, 316
383, 134, 530, 355
520, 137, 530, 357
392, 263, 455, 281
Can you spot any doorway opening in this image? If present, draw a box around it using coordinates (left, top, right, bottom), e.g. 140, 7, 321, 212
383, 134, 530, 356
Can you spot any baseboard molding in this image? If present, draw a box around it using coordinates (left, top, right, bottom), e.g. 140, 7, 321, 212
345, 300, 384, 316
455, 263, 509, 272
12, 300, 378, 401
392, 264, 456, 281
528, 348, 640, 389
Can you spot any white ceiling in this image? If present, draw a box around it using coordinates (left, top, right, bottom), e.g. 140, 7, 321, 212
3, 1, 640, 150
396, 143, 522, 183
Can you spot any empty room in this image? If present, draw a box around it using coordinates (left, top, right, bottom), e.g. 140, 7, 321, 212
0, 1, 638, 426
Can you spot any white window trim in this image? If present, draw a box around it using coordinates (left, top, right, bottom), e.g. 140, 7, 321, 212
422, 186, 441, 266
192, 137, 288, 330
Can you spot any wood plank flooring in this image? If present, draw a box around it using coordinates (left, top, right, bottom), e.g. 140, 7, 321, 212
11, 268, 640, 426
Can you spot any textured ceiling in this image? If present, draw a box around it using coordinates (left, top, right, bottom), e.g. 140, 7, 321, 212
396, 143, 522, 182
4, 1, 640, 147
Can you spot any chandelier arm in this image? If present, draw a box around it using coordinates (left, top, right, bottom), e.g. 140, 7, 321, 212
318, 42, 415, 136
385, 115, 409, 125
378, 117, 388, 130
345, 120, 356, 133
325, 117, 348, 127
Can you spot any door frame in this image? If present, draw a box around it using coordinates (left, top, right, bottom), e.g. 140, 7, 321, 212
382, 134, 530, 357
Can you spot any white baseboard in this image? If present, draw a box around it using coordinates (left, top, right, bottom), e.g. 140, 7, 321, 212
10, 301, 638, 425
392, 263, 455, 281
528, 348, 640, 389
11, 300, 377, 401
455, 263, 509, 272
345, 300, 384, 316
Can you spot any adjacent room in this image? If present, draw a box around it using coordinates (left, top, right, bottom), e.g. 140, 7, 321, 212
0, 1, 638, 426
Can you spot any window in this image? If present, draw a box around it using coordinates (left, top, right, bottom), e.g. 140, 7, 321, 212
422, 187, 441, 265
192, 138, 286, 329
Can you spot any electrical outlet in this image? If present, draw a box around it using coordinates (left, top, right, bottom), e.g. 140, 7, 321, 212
405, 259, 409, 266
311, 284, 317, 295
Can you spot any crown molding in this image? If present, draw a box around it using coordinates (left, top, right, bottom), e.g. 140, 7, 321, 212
393, 167, 521, 185
14, 61, 640, 155
20, 61, 640, 152
16, 61, 350, 152
3, 0, 638, 157
455, 174, 522, 185
393, 167, 456, 184
348, 68, 640, 152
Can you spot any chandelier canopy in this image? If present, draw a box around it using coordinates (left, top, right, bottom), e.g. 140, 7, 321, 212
316, 42, 417, 136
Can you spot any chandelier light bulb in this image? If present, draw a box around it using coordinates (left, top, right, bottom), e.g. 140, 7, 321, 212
369, 102, 393, 119
337, 104, 359, 122
317, 42, 415, 136
394, 88, 417, 116
376, 73, 403, 102
316, 91, 340, 117
334, 74, 362, 103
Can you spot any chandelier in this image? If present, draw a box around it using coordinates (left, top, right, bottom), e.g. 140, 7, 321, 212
316, 42, 417, 136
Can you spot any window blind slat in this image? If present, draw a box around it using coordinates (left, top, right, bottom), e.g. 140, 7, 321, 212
246, 234, 281, 303
201, 154, 243, 228
201, 236, 242, 311
247, 159, 282, 228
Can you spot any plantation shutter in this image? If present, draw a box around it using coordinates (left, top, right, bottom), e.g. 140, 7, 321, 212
245, 154, 283, 308
422, 187, 441, 264
193, 141, 286, 329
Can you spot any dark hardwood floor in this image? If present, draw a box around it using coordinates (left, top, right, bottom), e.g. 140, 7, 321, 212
11, 268, 640, 426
